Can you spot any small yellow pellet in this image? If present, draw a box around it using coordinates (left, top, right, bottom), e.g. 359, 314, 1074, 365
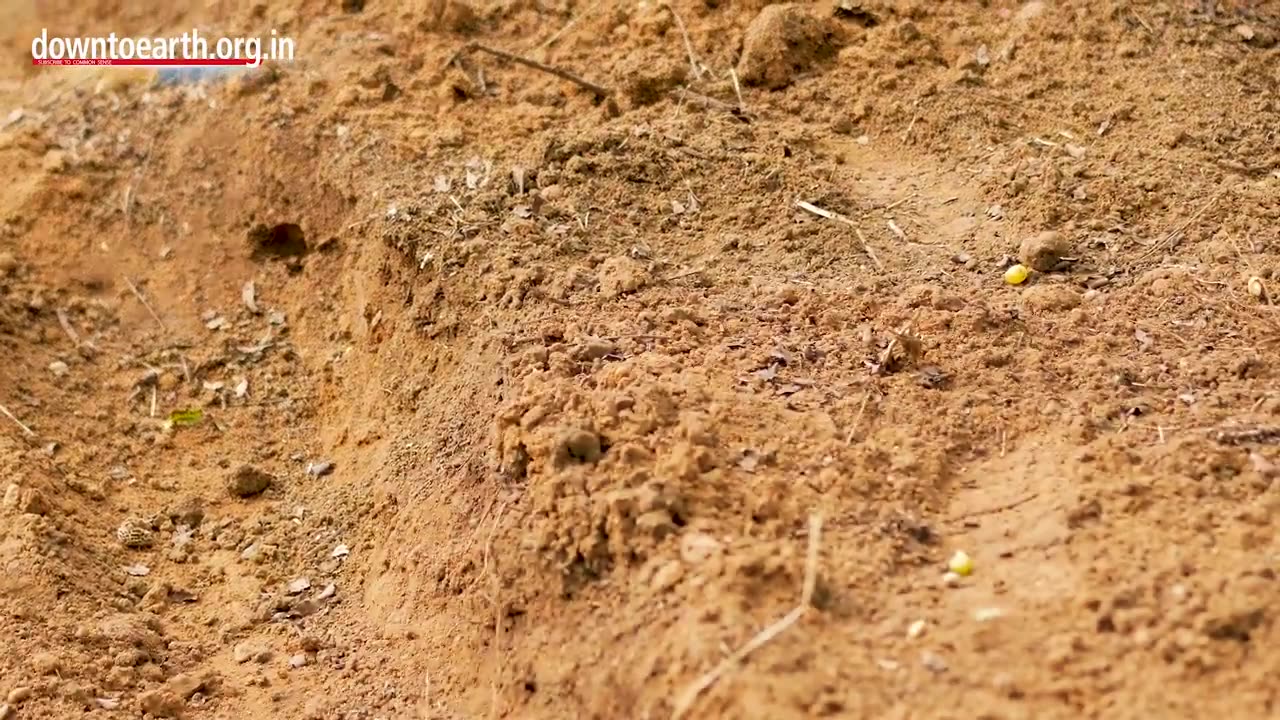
1004, 264, 1030, 285
948, 550, 974, 576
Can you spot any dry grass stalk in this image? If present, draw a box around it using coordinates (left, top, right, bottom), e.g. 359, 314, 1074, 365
0, 403, 35, 437
729, 68, 746, 112
122, 276, 168, 333
533, 0, 603, 54
671, 514, 823, 719
483, 500, 510, 720
662, 3, 704, 81
55, 308, 81, 347
466, 42, 612, 99
795, 200, 885, 270
672, 88, 750, 122
1138, 191, 1223, 259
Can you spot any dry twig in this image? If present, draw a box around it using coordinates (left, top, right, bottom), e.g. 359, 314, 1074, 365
662, 267, 705, 282
122, 136, 156, 223
948, 492, 1040, 523
464, 42, 612, 99
662, 3, 703, 81
844, 392, 871, 444
1138, 191, 1224, 259
672, 514, 823, 719
56, 308, 82, 347
483, 500, 510, 720
533, 0, 602, 54
122, 276, 168, 333
795, 200, 885, 270
0, 403, 35, 437
729, 68, 746, 112
673, 88, 750, 122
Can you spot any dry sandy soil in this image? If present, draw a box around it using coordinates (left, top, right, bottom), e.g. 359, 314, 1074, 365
0, 1, 1278, 718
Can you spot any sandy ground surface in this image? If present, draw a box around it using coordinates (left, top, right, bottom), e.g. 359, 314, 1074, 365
0, 1, 1278, 718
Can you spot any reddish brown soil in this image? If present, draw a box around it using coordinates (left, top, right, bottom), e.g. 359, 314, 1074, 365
1, 1, 1278, 719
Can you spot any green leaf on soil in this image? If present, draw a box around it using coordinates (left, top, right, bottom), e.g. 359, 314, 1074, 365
168, 408, 204, 427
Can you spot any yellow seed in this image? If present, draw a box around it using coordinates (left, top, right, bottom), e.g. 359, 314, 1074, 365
1004, 264, 1030, 285
1247, 276, 1265, 300
948, 550, 974, 577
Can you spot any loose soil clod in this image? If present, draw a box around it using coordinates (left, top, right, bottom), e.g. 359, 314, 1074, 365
738, 4, 842, 90
227, 465, 274, 497
1018, 231, 1070, 272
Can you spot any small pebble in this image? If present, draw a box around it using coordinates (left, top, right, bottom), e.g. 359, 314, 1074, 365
907, 619, 927, 639
1247, 276, 1267, 301
941, 571, 962, 587
921, 651, 948, 674
306, 460, 334, 477
233, 643, 258, 664
289, 654, 308, 669
974, 607, 1005, 622
649, 560, 684, 593
286, 577, 312, 595
49, 360, 69, 377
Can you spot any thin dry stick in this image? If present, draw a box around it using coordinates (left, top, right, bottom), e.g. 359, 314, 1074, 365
534, 0, 602, 53
466, 43, 612, 98
1130, 11, 1154, 35
122, 276, 168, 332
672, 514, 823, 720
795, 200, 885, 270
844, 392, 871, 444
852, 228, 885, 271
55, 308, 81, 347
603, 334, 672, 342
1138, 191, 1224, 259
948, 492, 1040, 523
0, 403, 35, 437
663, 3, 703, 81
461, 497, 497, 557
123, 136, 156, 223
672, 88, 748, 121
662, 267, 705, 282
483, 500, 510, 720
729, 68, 746, 112
902, 100, 921, 142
